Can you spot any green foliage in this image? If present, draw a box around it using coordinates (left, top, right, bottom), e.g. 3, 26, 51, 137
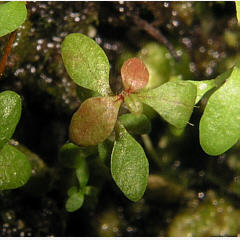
124, 94, 143, 116
0, 91, 22, 149
61, 33, 112, 96
0, 1, 27, 37
119, 113, 151, 135
0, 144, 31, 190
187, 79, 216, 104
59, 143, 92, 212
61, 33, 199, 204
187, 68, 233, 104
111, 122, 149, 201
200, 65, 240, 155
66, 190, 85, 212
0, 90, 31, 190
137, 81, 197, 128
137, 42, 193, 90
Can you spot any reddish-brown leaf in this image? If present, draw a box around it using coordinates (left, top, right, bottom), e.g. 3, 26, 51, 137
69, 96, 122, 146
121, 58, 149, 92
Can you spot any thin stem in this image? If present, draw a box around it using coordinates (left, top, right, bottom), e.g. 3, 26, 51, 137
129, 14, 180, 61
0, 30, 17, 78
141, 134, 161, 167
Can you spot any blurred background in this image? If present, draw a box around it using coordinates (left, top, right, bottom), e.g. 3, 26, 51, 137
0, 1, 240, 236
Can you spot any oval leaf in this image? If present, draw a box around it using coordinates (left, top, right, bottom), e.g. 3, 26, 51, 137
121, 58, 149, 92
0, 90, 22, 149
65, 191, 84, 212
0, 144, 31, 190
76, 158, 89, 188
69, 96, 122, 146
136, 81, 197, 128
61, 33, 111, 96
111, 122, 149, 201
0, 2, 27, 37
200, 66, 240, 155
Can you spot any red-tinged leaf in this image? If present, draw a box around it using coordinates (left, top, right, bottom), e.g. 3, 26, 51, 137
121, 58, 149, 92
69, 96, 122, 146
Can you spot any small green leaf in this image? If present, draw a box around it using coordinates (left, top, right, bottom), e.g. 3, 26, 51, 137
187, 80, 216, 104
111, 122, 149, 202
76, 158, 89, 188
137, 81, 197, 128
121, 58, 149, 92
67, 186, 78, 197
61, 33, 111, 96
0, 90, 22, 149
0, 2, 27, 37
0, 144, 31, 190
119, 113, 151, 135
98, 139, 113, 163
124, 94, 143, 116
236, 2, 240, 24
200, 65, 240, 155
69, 96, 122, 146
65, 191, 84, 212
59, 142, 95, 168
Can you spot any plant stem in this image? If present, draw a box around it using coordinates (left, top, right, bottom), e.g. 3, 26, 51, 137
129, 14, 180, 61
141, 134, 161, 167
0, 30, 17, 78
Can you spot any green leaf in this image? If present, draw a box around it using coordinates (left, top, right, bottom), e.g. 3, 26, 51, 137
136, 81, 197, 128
61, 33, 111, 96
69, 96, 122, 146
119, 113, 151, 135
200, 65, 240, 155
124, 94, 143, 116
98, 139, 113, 163
67, 186, 78, 197
76, 158, 89, 188
187, 68, 233, 104
0, 2, 27, 37
121, 58, 149, 92
0, 90, 22, 149
111, 122, 149, 201
187, 80, 216, 104
65, 190, 84, 212
59, 142, 95, 168
236, 2, 240, 24
0, 144, 31, 190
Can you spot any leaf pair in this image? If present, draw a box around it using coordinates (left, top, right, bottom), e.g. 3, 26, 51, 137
0, 91, 31, 190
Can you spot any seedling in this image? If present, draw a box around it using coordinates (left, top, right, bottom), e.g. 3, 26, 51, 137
61, 33, 197, 208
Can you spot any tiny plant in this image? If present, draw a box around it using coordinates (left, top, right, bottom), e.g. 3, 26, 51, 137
0, 1, 31, 191
61, 33, 197, 208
